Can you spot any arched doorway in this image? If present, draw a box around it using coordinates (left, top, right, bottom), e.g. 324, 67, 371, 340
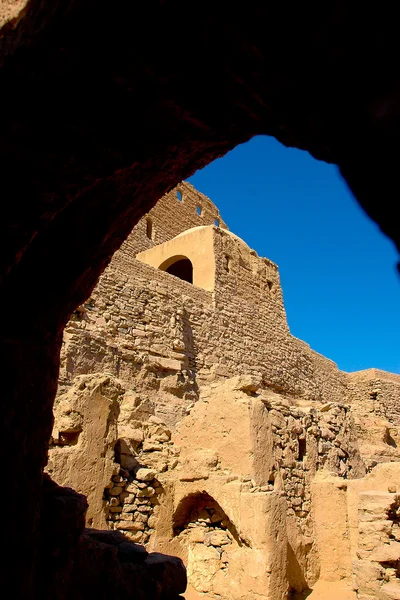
172, 492, 247, 598
159, 255, 193, 284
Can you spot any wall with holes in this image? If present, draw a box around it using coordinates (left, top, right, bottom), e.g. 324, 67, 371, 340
60, 182, 353, 405
118, 181, 228, 258
136, 225, 216, 291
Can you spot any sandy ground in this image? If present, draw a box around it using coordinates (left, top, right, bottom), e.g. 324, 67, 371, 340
181, 579, 357, 599
306, 579, 357, 599
180, 585, 204, 599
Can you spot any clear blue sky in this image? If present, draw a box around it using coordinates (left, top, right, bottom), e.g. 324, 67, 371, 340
188, 135, 400, 374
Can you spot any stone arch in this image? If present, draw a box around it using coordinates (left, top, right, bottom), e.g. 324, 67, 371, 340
172, 491, 254, 598
136, 226, 216, 291
172, 491, 243, 545
158, 255, 193, 284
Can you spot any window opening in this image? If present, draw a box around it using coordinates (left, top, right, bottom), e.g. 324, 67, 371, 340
159, 256, 193, 284
146, 218, 153, 240
298, 438, 307, 461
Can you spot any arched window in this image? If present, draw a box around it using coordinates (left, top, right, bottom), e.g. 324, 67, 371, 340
159, 255, 193, 284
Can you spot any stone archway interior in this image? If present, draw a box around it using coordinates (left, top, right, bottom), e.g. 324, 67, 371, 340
173, 492, 244, 597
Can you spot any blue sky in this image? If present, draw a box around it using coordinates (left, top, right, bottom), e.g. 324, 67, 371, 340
188, 135, 400, 374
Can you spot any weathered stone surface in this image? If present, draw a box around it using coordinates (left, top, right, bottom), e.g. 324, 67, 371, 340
46, 375, 122, 529
46, 188, 400, 600
136, 468, 157, 482
380, 582, 400, 600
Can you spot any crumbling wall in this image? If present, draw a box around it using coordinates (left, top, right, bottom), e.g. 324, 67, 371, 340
47, 375, 123, 529
52, 186, 400, 600
347, 369, 400, 426
353, 491, 400, 599
60, 185, 351, 409
346, 370, 400, 471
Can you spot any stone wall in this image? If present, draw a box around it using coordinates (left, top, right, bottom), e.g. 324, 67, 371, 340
116, 182, 227, 258
47, 369, 397, 600
60, 183, 351, 411
346, 370, 400, 471
50, 183, 400, 600
348, 369, 400, 426
353, 490, 400, 599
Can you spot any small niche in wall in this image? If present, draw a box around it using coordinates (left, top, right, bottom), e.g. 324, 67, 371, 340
176, 190, 183, 201
146, 218, 154, 240
267, 280, 273, 291
196, 205, 202, 216
298, 438, 307, 461
224, 254, 231, 273
58, 431, 81, 446
383, 427, 397, 448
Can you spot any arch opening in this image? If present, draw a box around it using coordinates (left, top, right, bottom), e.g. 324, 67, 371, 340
159, 255, 193, 284
173, 491, 244, 546
172, 492, 250, 598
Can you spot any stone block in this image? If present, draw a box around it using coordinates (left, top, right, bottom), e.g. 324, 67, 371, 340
115, 520, 145, 531
148, 355, 183, 371
370, 542, 400, 563
135, 468, 156, 482
380, 582, 400, 600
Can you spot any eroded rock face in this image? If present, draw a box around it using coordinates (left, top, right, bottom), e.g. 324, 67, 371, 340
47, 375, 123, 529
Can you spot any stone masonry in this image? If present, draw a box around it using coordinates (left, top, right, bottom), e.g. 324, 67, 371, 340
47, 182, 400, 600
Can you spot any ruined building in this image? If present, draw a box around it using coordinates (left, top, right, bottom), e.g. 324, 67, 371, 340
48, 183, 400, 600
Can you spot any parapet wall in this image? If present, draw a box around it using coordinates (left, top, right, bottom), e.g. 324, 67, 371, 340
115, 181, 227, 259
